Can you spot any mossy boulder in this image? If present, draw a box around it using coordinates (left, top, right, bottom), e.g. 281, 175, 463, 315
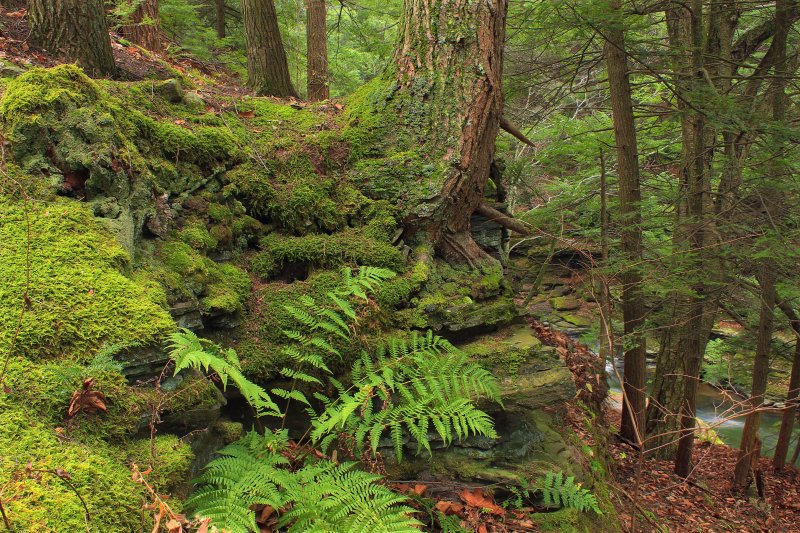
0, 195, 174, 360
251, 229, 405, 280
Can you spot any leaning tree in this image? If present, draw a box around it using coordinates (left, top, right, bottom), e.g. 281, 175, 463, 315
349, 0, 509, 265
28, 0, 116, 76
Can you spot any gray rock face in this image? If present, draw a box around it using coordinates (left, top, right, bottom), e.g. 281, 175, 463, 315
383, 324, 581, 484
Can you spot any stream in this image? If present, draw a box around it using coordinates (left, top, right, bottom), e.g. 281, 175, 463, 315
605, 356, 800, 464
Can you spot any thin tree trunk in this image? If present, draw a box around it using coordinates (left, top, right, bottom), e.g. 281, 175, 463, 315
306, 0, 329, 101
733, 0, 790, 487
598, 149, 613, 362
216, 0, 226, 38
121, 0, 162, 52
28, 0, 116, 76
604, 0, 646, 444
674, 0, 711, 478
241, 0, 298, 97
774, 338, 800, 469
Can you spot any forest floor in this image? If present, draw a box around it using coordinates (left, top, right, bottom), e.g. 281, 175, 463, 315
607, 407, 800, 532
525, 285, 800, 532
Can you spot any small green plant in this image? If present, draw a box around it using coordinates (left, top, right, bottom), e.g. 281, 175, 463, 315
166, 329, 280, 417
181, 266, 501, 531
311, 331, 500, 461
185, 430, 422, 533
538, 471, 601, 514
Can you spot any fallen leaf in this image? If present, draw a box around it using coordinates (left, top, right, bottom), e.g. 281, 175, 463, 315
238, 110, 255, 118
459, 488, 505, 516
412, 483, 427, 496
196, 518, 211, 533
166, 518, 182, 533
434, 500, 464, 515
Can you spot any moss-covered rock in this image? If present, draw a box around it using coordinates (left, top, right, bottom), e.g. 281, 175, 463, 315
151, 240, 251, 318
123, 435, 194, 494
0, 196, 174, 360
251, 229, 405, 280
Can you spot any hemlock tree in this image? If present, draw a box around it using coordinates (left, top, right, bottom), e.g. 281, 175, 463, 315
603, 0, 646, 445
241, 0, 298, 97
733, 0, 791, 488
354, 0, 508, 264
306, 0, 329, 101
28, 0, 116, 76
121, 0, 162, 52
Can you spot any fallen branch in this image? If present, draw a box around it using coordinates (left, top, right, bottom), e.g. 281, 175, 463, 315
475, 202, 531, 236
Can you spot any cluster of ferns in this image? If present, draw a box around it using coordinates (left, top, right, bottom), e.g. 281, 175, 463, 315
168, 267, 597, 532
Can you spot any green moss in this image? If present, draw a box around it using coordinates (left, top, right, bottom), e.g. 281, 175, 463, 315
123, 435, 194, 493
4, 356, 147, 443
242, 98, 327, 134
213, 419, 244, 444
252, 229, 405, 279
0, 196, 174, 360
225, 158, 361, 234
154, 240, 250, 313
235, 270, 343, 377
341, 73, 449, 216
135, 115, 241, 167
0, 402, 144, 531
203, 263, 251, 313
178, 219, 218, 251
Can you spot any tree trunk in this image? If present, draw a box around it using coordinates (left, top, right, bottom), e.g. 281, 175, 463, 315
241, 0, 298, 97
391, 0, 507, 264
673, 0, 711, 478
734, 0, 790, 487
216, 0, 226, 38
598, 149, 613, 362
604, 0, 647, 445
28, 0, 116, 77
121, 0, 162, 52
732, 270, 777, 488
773, 338, 800, 469
306, 0, 329, 101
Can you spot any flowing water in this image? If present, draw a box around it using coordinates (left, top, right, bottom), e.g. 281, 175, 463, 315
605, 357, 800, 464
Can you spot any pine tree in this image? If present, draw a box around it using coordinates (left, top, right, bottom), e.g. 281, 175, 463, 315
28, 0, 116, 76
241, 0, 298, 97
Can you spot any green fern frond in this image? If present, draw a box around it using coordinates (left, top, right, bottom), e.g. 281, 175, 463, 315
538, 471, 601, 514
166, 330, 281, 418
189, 431, 420, 533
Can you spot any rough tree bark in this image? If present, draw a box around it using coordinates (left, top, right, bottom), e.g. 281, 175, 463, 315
306, 0, 329, 101
241, 0, 298, 97
28, 0, 116, 76
121, 0, 162, 52
216, 0, 226, 38
393, 0, 507, 264
604, 0, 647, 444
673, 0, 712, 478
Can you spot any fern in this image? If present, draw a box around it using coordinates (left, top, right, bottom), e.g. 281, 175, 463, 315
187, 266, 502, 531
166, 329, 281, 418
310, 331, 500, 460
538, 471, 601, 514
187, 430, 421, 533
